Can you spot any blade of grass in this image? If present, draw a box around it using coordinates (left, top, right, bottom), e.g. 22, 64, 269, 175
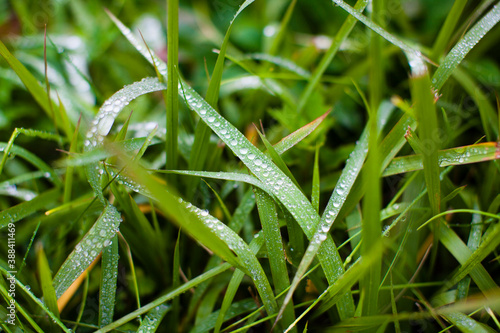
254, 188, 295, 331
0, 188, 59, 228
52, 204, 121, 298
0, 40, 62, 127
64, 117, 80, 203
166, 0, 179, 174
169, 229, 181, 332
383, 142, 500, 177
94, 262, 232, 332
431, 4, 500, 90
297, 0, 369, 114
429, 0, 468, 61
36, 242, 60, 327
137, 304, 170, 333
187, 0, 255, 196
98, 235, 119, 327
311, 145, 320, 212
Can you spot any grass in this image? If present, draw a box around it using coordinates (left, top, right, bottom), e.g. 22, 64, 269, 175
1, 0, 500, 332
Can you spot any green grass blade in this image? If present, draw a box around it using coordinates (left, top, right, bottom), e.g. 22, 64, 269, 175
169, 230, 181, 332
64, 117, 80, 203
278, 127, 368, 323
330, 0, 427, 64
432, 4, 500, 90
0, 142, 62, 187
297, 0, 368, 114
137, 304, 170, 333
99, 235, 119, 327
444, 311, 491, 333
95, 262, 232, 333
311, 146, 320, 212
187, 0, 255, 196
0, 188, 59, 228
273, 111, 330, 155
255, 188, 295, 331
128, 164, 278, 317
382, 142, 500, 177
36, 243, 60, 323
178, 77, 355, 318
52, 204, 122, 298
430, 0, 468, 61
214, 233, 265, 333
0, 40, 62, 127
166, 0, 179, 173
267, 0, 297, 56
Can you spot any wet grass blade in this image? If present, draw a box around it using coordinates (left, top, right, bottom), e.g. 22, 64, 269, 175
0, 188, 59, 228
432, 4, 500, 90
52, 204, 122, 298
255, 188, 295, 331
99, 235, 119, 327
137, 304, 170, 333
382, 142, 500, 176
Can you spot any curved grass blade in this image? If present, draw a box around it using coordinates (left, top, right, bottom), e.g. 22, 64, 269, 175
382, 142, 500, 177
0, 143, 62, 187
99, 235, 119, 327
178, 77, 355, 318
127, 163, 278, 317
0, 188, 60, 228
432, 4, 500, 90
137, 304, 170, 333
83, 77, 166, 202
52, 204, 122, 298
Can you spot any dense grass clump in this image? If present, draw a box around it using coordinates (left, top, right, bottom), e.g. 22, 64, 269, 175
1, 1, 500, 332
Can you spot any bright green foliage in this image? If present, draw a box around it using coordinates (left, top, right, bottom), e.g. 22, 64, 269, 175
1, 1, 500, 332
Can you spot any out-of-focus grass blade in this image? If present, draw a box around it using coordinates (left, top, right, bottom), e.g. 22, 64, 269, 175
453, 67, 499, 140
278, 127, 368, 323
188, 0, 255, 195
254, 188, 295, 331
166, 0, 179, 172
53, 204, 121, 298
99, 235, 119, 327
266, 0, 296, 56
297, 0, 368, 114
192, 299, 257, 333
0, 188, 59, 228
36, 243, 60, 324
95, 263, 233, 333
0, 40, 62, 127
136, 304, 170, 333
273, 111, 330, 155
0, 143, 62, 187
64, 117, 80, 203
245, 53, 310, 79
432, 4, 500, 90
170, 230, 181, 332
383, 142, 500, 176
